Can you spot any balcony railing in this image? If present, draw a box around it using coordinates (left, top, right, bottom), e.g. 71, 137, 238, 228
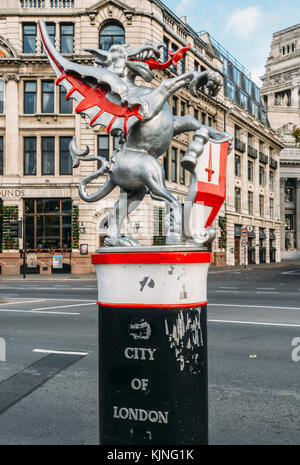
269, 158, 278, 169
235, 138, 246, 153
248, 145, 258, 159
20, 0, 75, 7
259, 152, 268, 164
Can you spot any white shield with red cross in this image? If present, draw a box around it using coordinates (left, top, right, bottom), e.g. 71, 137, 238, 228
184, 140, 229, 243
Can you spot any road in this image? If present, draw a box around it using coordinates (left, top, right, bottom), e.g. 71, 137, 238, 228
0, 264, 299, 444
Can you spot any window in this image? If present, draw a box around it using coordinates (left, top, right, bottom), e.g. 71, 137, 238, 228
270, 198, 274, 219
208, 116, 212, 127
259, 165, 265, 185
60, 23, 74, 53
194, 109, 199, 121
269, 170, 274, 190
99, 22, 125, 51
23, 23, 36, 53
180, 150, 185, 185
24, 81, 37, 114
233, 67, 241, 85
172, 96, 178, 115
42, 80, 54, 113
180, 101, 186, 117
24, 198, 72, 250
226, 80, 235, 100
251, 101, 259, 118
239, 90, 248, 110
163, 37, 169, 62
59, 136, 72, 175
235, 154, 241, 177
254, 86, 260, 102
222, 56, 228, 74
201, 112, 206, 125
248, 191, 253, 215
60, 86, 73, 114
24, 137, 36, 175
42, 23, 55, 52
163, 152, 169, 180
245, 77, 252, 94
42, 137, 55, 175
235, 187, 241, 213
194, 61, 199, 72
0, 136, 3, 175
98, 134, 109, 164
248, 160, 253, 182
171, 147, 177, 182
259, 195, 264, 217
171, 43, 179, 73
0, 80, 4, 113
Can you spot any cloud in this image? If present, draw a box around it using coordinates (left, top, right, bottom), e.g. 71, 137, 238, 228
225, 6, 262, 39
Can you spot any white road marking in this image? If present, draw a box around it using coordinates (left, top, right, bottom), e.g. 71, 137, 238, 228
281, 269, 300, 275
208, 319, 300, 328
256, 288, 276, 290
0, 299, 46, 306
255, 291, 279, 294
209, 303, 300, 310
219, 286, 239, 289
33, 349, 89, 355
34, 302, 95, 311
0, 309, 80, 315
216, 290, 239, 293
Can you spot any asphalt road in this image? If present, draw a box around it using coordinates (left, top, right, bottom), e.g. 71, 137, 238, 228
0, 264, 299, 445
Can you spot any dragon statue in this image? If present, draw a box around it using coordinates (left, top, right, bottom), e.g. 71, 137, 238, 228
39, 19, 232, 247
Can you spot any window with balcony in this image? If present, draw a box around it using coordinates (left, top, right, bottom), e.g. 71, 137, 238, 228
99, 22, 125, 51
42, 137, 55, 175
23, 23, 36, 53
42, 80, 54, 113
24, 137, 36, 175
24, 81, 37, 114
59, 136, 72, 174
60, 23, 74, 53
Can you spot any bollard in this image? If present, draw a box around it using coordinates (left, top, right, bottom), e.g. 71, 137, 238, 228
92, 247, 211, 445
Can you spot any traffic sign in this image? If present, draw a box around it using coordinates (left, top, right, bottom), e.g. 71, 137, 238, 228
241, 227, 248, 237
241, 239, 248, 247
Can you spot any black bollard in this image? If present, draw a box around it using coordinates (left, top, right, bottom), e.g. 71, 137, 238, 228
92, 248, 211, 445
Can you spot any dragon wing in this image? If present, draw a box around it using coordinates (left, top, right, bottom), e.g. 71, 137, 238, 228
38, 19, 143, 135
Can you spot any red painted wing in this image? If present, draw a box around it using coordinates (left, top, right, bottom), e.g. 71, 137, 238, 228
38, 19, 142, 135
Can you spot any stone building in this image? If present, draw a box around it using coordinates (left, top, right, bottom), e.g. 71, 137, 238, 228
0, 0, 282, 274
260, 23, 300, 260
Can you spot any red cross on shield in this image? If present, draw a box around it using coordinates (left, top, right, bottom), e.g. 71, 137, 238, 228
184, 139, 229, 242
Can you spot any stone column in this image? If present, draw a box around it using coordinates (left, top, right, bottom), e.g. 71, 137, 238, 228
280, 177, 287, 251
296, 178, 300, 250
4, 74, 20, 176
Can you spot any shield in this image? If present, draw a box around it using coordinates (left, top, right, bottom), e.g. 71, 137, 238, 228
184, 140, 229, 243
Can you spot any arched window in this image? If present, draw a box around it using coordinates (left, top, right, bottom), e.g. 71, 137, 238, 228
99, 22, 125, 51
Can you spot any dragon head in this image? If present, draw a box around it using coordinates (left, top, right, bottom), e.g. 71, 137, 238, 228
85, 42, 165, 83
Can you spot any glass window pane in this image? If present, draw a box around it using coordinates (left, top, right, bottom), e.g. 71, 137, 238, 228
62, 198, 72, 213
62, 215, 72, 248
98, 135, 109, 162
99, 22, 125, 50
24, 137, 36, 175
0, 80, 4, 114
60, 136, 73, 174
24, 216, 34, 249
24, 199, 34, 214
171, 148, 177, 182
24, 81, 36, 114
60, 23, 74, 53
42, 137, 54, 175
42, 81, 54, 113
60, 86, 72, 114
23, 23, 36, 53
37, 215, 60, 249
37, 198, 60, 214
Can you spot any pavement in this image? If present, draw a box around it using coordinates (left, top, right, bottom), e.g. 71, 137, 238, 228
0, 260, 299, 280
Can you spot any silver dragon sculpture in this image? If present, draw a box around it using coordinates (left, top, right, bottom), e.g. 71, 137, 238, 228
39, 19, 232, 247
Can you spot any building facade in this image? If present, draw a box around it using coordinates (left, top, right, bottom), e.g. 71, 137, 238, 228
0, 0, 282, 274
260, 23, 300, 260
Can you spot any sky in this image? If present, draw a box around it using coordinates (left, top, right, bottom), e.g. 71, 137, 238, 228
162, 0, 300, 86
